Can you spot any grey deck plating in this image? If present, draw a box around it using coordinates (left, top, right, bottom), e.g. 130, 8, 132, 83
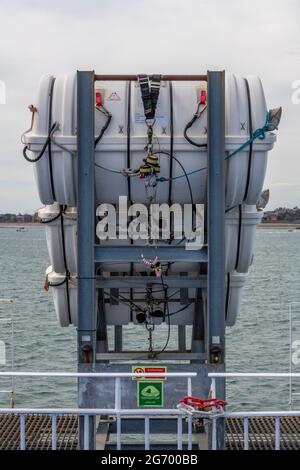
1, 414, 300, 450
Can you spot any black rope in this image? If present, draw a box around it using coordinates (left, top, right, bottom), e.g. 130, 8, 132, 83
168, 82, 174, 205
235, 204, 242, 270
243, 78, 254, 202
154, 151, 194, 207
22, 122, 56, 163
48, 78, 56, 201
225, 272, 230, 321
39, 207, 63, 224
166, 82, 174, 276
127, 81, 134, 322
94, 112, 112, 148
183, 102, 207, 148
59, 204, 72, 324
152, 273, 171, 357
49, 278, 68, 288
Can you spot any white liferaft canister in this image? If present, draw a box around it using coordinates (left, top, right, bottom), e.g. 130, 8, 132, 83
225, 271, 248, 327
225, 205, 262, 273
24, 73, 276, 207
38, 204, 77, 273
46, 266, 77, 327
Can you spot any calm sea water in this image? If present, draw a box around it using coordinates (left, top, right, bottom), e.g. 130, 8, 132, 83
0, 227, 299, 411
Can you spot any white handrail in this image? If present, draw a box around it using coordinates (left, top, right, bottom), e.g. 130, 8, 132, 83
0, 371, 196, 378
209, 372, 300, 378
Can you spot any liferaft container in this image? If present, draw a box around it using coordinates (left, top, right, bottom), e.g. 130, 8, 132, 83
38, 204, 77, 273
225, 205, 262, 273
46, 266, 77, 327
24, 73, 276, 207
225, 271, 248, 327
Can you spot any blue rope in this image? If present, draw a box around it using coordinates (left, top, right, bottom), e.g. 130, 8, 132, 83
158, 113, 270, 183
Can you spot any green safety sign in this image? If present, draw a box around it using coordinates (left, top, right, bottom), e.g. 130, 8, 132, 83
137, 381, 164, 407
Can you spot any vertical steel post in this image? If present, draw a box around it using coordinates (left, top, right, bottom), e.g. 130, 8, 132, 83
207, 71, 226, 449
77, 70, 96, 449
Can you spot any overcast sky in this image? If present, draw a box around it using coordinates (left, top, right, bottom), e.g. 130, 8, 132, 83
0, 0, 299, 212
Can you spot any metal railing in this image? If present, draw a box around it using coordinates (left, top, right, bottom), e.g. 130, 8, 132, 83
209, 372, 300, 450
0, 371, 196, 450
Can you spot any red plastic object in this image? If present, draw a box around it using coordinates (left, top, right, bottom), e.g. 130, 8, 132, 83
180, 395, 227, 410
200, 89, 206, 105
95, 91, 102, 106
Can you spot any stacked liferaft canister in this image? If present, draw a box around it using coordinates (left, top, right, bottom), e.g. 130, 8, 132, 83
38, 204, 77, 327
25, 72, 279, 328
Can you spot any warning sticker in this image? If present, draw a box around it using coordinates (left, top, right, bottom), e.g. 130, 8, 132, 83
137, 381, 164, 407
131, 365, 167, 381
107, 91, 121, 101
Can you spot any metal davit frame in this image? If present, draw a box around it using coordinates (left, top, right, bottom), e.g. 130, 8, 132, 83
76, 71, 225, 450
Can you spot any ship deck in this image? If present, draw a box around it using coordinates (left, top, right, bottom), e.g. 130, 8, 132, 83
1, 414, 300, 450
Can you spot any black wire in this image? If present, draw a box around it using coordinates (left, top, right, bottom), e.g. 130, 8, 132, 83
235, 204, 242, 270
168, 82, 174, 205
49, 278, 67, 288
153, 151, 194, 207
167, 303, 191, 317
22, 122, 57, 163
127, 81, 134, 322
152, 273, 171, 357
39, 208, 63, 224
48, 77, 56, 201
225, 272, 230, 321
183, 104, 207, 148
60, 205, 71, 324
243, 78, 254, 202
94, 109, 112, 148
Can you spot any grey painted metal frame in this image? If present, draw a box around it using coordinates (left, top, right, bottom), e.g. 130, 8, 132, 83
207, 70, 226, 449
76, 70, 226, 450
77, 70, 96, 362
77, 70, 97, 449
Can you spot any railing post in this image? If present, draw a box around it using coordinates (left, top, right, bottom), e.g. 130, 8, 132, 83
52, 414, 57, 450
187, 376, 193, 450
115, 377, 122, 450
275, 417, 281, 450
84, 414, 90, 450
177, 417, 183, 450
243, 417, 249, 450
144, 416, 150, 450
20, 414, 25, 450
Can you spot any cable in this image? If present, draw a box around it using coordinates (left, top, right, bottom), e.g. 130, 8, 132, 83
39, 208, 63, 224
183, 102, 207, 148
243, 78, 253, 202
235, 204, 242, 270
167, 303, 191, 317
60, 205, 71, 324
94, 105, 112, 148
152, 273, 171, 357
168, 81, 174, 205
153, 151, 194, 207
48, 78, 56, 201
22, 122, 57, 163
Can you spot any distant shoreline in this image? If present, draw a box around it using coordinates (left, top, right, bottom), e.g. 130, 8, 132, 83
0, 222, 41, 229
257, 223, 300, 229
0, 222, 300, 230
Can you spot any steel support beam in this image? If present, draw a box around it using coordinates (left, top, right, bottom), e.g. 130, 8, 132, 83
96, 275, 207, 289
207, 70, 226, 449
95, 245, 207, 263
77, 70, 96, 449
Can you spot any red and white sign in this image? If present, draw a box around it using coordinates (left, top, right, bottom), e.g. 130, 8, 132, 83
132, 365, 167, 380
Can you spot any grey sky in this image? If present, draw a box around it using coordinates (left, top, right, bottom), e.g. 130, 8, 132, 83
0, 0, 299, 212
